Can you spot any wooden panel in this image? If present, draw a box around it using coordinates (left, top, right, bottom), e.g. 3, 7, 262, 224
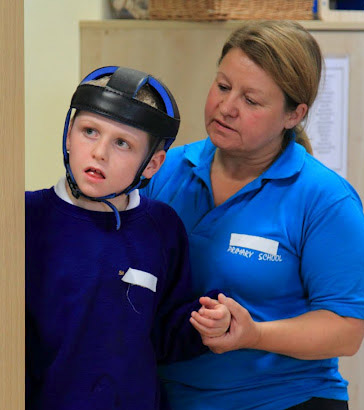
0, 0, 25, 409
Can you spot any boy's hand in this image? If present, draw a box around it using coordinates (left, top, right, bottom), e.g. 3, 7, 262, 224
190, 293, 231, 339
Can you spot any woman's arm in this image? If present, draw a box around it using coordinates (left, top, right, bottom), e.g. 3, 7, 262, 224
195, 294, 364, 360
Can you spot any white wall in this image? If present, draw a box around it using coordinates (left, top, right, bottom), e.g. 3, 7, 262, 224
24, 0, 109, 190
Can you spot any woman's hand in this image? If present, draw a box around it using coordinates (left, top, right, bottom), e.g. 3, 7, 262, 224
194, 294, 262, 354
198, 294, 364, 359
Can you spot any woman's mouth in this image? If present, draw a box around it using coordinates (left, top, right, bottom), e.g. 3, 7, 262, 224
214, 119, 235, 132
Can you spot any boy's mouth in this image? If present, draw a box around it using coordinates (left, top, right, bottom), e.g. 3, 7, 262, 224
85, 167, 105, 179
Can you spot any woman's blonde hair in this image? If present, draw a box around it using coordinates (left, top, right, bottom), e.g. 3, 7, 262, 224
219, 20, 323, 155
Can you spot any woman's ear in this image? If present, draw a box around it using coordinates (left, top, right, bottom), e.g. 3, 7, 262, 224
142, 150, 166, 179
284, 103, 308, 130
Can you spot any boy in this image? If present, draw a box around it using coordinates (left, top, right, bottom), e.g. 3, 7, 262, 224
26, 66, 230, 410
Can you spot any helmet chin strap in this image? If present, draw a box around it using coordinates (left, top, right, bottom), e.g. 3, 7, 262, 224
65, 136, 162, 230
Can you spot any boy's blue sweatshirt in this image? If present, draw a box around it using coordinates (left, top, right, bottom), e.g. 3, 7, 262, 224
26, 188, 210, 410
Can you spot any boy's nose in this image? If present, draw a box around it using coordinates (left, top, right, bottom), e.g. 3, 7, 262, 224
92, 139, 108, 161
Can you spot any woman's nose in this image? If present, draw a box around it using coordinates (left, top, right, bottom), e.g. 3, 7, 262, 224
220, 95, 239, 118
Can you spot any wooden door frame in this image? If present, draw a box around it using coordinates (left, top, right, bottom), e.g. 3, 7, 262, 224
0, 0, 25, 408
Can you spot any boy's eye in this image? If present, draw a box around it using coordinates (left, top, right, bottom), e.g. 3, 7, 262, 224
84, 127, 96, 136
116, 139, 130, 149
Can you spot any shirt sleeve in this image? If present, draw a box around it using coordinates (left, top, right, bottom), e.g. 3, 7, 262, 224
301, 194, 364, 318
150, 207, 219, 364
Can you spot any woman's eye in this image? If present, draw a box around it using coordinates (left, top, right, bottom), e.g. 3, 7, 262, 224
245, 97, 257, 105
218, 83, 229, 92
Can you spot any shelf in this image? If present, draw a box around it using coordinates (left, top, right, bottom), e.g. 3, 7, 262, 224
80, 19, 364, 32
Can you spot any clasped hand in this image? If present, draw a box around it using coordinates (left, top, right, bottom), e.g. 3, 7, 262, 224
190, 294, 261, 354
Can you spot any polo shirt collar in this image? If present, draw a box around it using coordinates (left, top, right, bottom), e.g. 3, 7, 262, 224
184, 133, 306, 181
184, 137, 216, 167
263, 136, 306, 180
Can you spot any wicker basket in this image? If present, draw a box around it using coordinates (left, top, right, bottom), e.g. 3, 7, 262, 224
149, 0, 313, 21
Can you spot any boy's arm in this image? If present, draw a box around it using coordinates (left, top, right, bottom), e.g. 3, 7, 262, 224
151, 256, 220, 364
152, 292, 217, 365
151, 209, 221, 365
154, 294, 231, 363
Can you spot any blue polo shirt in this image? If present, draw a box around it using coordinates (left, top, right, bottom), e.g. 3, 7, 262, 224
142, 137, 364, 410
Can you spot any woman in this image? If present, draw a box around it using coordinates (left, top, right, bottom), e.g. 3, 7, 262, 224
142, 21, 364, 410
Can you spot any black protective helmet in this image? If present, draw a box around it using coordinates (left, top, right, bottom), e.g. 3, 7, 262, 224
62, 66, 180, 229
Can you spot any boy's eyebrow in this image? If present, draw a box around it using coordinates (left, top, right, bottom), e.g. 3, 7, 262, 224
76, 115, 143, 142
